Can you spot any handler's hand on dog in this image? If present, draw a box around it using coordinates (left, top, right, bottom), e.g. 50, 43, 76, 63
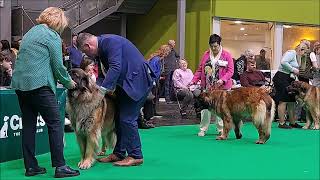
292, 68, 299, 75
99, 86, 115, 97
216, 79, 224, 87
68, 80, 77, 89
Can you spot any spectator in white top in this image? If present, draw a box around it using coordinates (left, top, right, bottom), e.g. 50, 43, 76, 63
172, 59, 194, 117
310, 41, 320, 87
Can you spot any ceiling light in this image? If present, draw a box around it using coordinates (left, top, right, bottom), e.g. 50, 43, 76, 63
283, 25, 292, 28
240, 27, 245, 31
235, 21, 242, 24
244, 33, 248, 36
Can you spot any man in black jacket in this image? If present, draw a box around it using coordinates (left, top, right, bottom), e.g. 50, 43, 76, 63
163, 40, 179, 103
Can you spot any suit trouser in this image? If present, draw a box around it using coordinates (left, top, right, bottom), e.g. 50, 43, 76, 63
16, 86, 65, 169
113, 88, 147, 159
199, 109, 224, 133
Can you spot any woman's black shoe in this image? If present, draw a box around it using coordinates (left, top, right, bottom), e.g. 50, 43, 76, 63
54, 165, 80, 178
25, 166, 46, 176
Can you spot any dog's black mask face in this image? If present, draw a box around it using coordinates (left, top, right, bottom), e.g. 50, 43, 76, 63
286, 81, 306, 95
194, 92, 210, 111
69, 68, 91, 93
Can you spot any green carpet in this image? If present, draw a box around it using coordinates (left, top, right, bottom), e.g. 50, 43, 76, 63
0, 123, 319, 180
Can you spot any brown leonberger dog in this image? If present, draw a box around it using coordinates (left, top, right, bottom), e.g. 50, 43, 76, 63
287, 81, 320, 130
66, 69, 116, 169
198, 87, 275, 144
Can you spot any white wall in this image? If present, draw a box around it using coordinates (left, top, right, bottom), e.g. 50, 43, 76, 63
222, 40, 265, 59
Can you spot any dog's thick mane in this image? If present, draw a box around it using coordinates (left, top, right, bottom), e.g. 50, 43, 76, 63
67, 82, 106, 133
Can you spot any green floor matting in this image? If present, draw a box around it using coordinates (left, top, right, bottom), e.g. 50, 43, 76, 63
0, 123, 319, 180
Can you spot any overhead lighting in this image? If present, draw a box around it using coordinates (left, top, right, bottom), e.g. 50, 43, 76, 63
235, 21, 242, 24
240, 27, 245, 31
283, 25, 292, 28
244, 33, 248, 36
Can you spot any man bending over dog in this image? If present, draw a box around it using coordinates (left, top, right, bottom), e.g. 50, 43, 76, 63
77, 33, 154, 166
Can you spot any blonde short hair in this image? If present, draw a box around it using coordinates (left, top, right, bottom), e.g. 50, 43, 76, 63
36, 7, 68, 34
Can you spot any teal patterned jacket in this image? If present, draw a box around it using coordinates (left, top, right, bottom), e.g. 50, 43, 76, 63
11, 24, 72, 94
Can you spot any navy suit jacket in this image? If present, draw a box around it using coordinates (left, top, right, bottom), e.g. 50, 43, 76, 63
98, 34, 154, 101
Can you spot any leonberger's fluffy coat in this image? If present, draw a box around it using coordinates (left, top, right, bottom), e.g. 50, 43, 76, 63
67, 69, 116, 169
199, 87, 275, 144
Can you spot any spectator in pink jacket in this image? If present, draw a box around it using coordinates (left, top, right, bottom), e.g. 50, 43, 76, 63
190, 34, 234, 137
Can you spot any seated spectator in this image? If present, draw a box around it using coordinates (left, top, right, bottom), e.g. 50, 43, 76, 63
0, 52, 12, 86
1, 40, 16, 69
240, 58, 267, 87
255, 49, 270, 70
232, 49, 255, 81
80, 57, 96, 83
240, 58, 271, 93
11, 40, 20, 58
172, 59, 194, 117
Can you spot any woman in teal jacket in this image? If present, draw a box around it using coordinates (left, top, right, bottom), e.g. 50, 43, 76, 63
11, 7, 79, 178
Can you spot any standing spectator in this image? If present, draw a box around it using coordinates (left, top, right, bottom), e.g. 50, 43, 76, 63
232, 49, 255, 81
67, 35, 83, 68
255, 49, 270, 70
0, 52, 12, 86
139, 45, 171, 129
311, 42, 320, 86
77, 33, 155, 166
163, 40, 180, 103
172, 59, 194, 117
298, 39, 316, 82
10, 7, 80, 178
190, 34, 234, 137
272, 42, 307, 129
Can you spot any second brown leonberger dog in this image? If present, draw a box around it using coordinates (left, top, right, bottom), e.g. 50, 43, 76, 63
287, 81, 320, 130
67, 69, 116, 169
198, 87, 275, 144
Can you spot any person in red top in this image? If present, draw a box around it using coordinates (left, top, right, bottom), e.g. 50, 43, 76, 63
240, 58, 267, 87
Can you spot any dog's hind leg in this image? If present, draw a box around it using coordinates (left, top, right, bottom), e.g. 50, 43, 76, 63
310, 109, 319, 130
97, 133, 107, 156
106, 130, 117, 150
303, 110, 312, 129
234, 120, 243, 139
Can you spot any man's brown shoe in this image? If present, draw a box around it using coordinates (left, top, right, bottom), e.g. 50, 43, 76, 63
97, 154, 122, 163
113, 157, 143, 166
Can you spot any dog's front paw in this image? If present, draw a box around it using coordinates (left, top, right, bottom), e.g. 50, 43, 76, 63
255, 140, 265, 144
302, 126, 310, 129
78, 159, 94, 169
216, 135, 226, 140
312, 125, 319, 130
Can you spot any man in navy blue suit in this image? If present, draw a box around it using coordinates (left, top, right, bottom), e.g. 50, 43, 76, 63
77, 33, 154, 166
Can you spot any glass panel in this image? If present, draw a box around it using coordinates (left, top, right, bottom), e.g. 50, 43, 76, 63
221, 20, 273, 70
282, 25, 320, 53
